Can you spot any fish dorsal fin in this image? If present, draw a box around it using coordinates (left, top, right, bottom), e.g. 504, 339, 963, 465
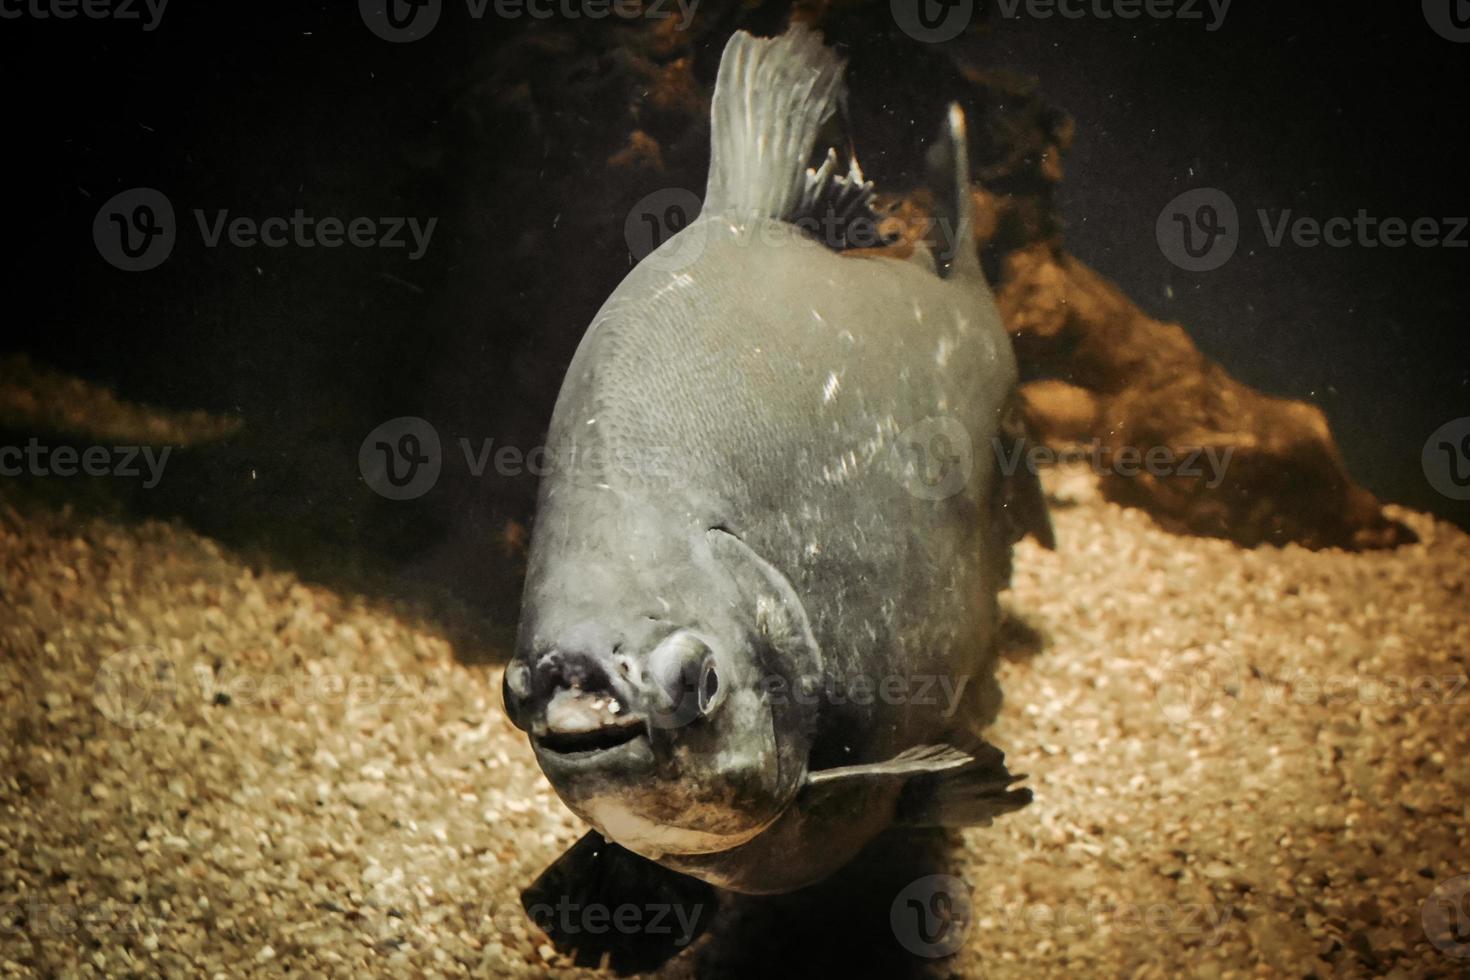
796, 147, 888, 250
705, 25, 847, 224
926, 103, 981, 279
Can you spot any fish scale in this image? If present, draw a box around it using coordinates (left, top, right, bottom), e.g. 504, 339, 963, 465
549, 223, 1010, 760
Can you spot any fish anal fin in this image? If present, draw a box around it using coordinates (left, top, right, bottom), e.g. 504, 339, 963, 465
521, 831, 716, 974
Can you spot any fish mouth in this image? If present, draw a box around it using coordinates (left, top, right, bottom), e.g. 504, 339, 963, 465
531, 687, 652, 762
535, 717, 648, 756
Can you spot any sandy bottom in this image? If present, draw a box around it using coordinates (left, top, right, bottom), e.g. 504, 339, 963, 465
2, 464, 1467, 978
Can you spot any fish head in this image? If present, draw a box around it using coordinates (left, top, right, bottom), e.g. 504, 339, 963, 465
503, 486, 819, 860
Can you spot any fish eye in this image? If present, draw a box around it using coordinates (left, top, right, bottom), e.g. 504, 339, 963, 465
648, 631, 716, 727
697, 655, 723, 716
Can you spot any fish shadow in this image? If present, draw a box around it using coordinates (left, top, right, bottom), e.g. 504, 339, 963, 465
684, 829, 967, 979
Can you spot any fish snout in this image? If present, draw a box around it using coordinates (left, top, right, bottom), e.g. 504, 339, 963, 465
534, 648, 615, 700
504, 644, 650, 756
502, 647, 611, 726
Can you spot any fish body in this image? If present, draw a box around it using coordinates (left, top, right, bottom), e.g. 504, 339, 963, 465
503, 25, 1050, 965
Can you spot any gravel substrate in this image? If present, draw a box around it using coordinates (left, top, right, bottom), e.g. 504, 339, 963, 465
2, 464, 1467, 978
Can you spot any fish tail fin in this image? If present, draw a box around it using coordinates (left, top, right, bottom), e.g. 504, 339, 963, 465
927, 103, 982, 280
705, 25, 847, 222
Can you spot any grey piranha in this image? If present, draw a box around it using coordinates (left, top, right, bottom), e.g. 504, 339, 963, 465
501, 23, 1053, 972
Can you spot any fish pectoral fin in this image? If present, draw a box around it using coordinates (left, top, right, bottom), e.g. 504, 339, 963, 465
803, 743, 975, 786
894, 741, 1033, 829
805, 742, 1031, 827
520, 830, 716, 975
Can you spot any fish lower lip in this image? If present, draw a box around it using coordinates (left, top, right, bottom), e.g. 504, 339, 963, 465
535, 722, 648, 756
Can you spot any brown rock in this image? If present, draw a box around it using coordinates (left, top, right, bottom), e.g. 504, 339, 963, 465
1000, 246, 1414, 550
1019, 381, 1099, 445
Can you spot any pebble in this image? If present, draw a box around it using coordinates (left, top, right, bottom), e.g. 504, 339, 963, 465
1, 462, 1465, 977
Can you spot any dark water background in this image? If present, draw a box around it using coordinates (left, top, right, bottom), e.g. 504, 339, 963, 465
974, 5, 1470, 534
1, 2, 1466, 646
